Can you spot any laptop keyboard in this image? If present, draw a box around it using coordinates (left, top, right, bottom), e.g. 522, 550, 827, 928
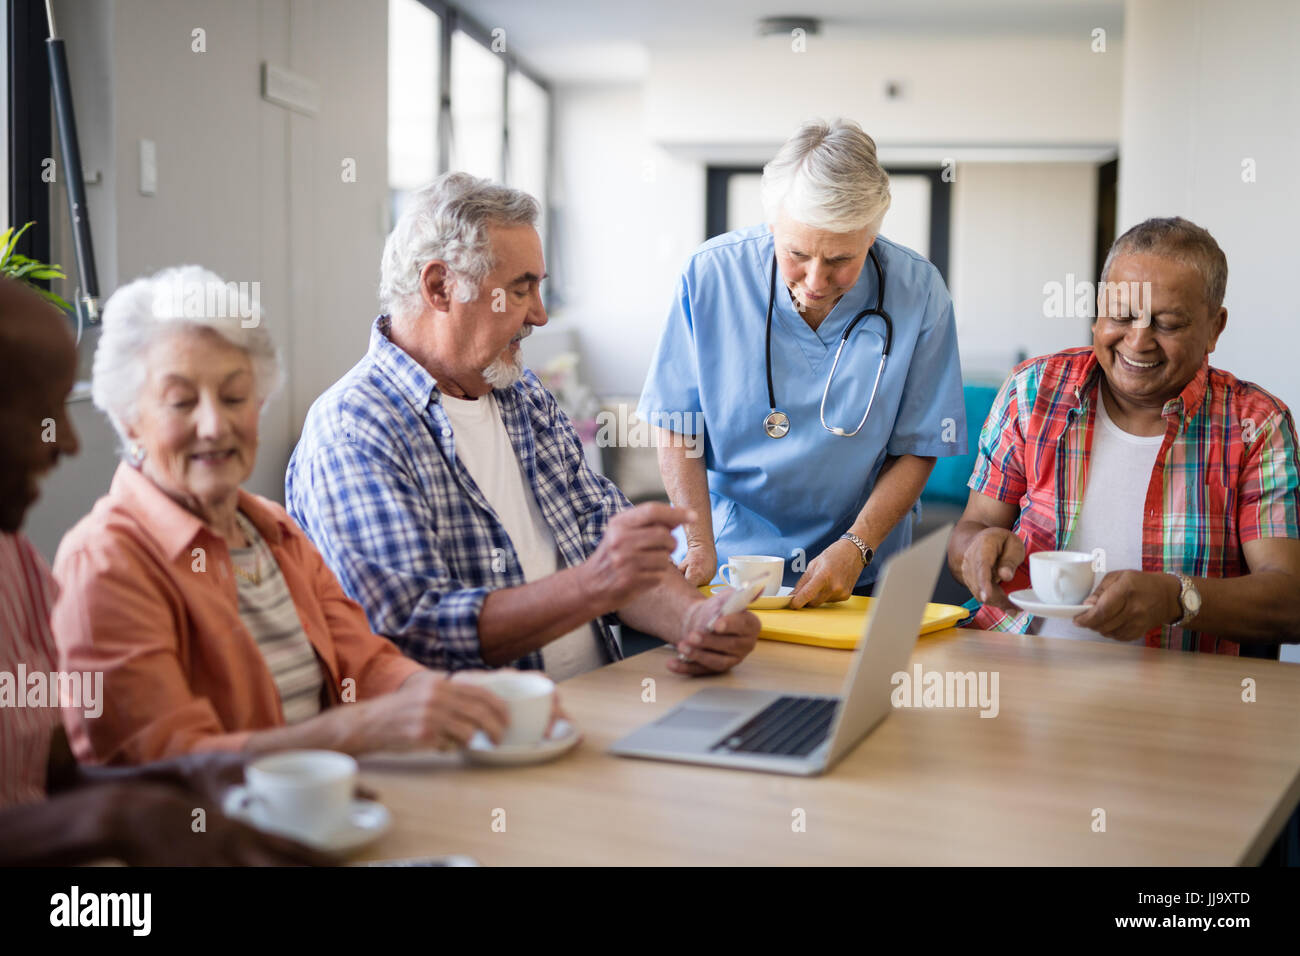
710, 695, 838, 757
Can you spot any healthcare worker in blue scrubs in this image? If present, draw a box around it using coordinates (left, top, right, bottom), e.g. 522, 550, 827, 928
638, 118, 967, 608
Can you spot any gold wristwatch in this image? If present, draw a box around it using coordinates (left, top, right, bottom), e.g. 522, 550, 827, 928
1169, 572, 1201, 627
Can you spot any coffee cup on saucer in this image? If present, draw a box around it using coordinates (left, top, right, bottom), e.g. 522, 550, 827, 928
1029, 549, 1106, 605
223, 750, 357, 843
460, 671, 556, 747
720, 555, 784, 596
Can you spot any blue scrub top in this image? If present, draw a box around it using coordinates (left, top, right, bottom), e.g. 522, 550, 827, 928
638, 224, 967, 588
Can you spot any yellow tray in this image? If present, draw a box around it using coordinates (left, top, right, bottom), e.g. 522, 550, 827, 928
703, 589, 968, 650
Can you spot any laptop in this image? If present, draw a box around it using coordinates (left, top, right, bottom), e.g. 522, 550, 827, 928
609, 523, 952, 776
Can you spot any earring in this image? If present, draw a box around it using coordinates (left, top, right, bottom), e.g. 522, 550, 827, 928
128, 443, 145, 466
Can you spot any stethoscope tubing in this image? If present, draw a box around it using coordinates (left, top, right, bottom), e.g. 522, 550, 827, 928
764, 245, 894, 437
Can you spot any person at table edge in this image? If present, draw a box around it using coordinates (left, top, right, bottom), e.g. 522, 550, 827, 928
949, 217, 1300, 653
287, 172, 760, 680
0, 275, 325, 864
638, 118, 967, 607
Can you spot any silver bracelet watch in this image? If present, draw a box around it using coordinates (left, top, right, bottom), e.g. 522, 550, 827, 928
839, 532, 874, 567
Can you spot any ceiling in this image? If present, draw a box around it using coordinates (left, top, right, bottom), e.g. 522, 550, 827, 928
455, 0, 1126, 83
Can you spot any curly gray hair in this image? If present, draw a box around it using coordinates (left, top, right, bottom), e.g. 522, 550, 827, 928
379, 171, 540, 319
92, 264, 282, 447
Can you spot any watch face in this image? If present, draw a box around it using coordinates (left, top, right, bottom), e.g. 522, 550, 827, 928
1184, 586, 1202, 614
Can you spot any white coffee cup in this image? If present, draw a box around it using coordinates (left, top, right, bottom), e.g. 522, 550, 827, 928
1030, 549, 1106, 605
720, 555, 785, 596
223, 749, 357, 841
464, 671, 555, 747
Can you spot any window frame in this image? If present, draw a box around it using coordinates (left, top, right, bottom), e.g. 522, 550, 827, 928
398, 1, 553, 297
6, 0, 54, 277
407, 0, 552, 185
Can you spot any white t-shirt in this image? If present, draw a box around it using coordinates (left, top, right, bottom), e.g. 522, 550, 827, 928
439, 391, 609, 681
1033, 392, 1165, 641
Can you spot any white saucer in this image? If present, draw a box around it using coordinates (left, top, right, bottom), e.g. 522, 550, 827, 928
710, 584, 795, 610
1007, 588, 1091, 619
222, 796, 391, 854
465, 719, 581, 767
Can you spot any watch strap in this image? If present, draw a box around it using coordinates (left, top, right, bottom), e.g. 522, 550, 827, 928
840, 532, 873, 567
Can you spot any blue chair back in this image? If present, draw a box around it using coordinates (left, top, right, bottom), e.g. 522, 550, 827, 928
922, 383, 999, 505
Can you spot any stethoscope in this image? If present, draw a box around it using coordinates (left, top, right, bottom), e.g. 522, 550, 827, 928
762, 245, 894, 439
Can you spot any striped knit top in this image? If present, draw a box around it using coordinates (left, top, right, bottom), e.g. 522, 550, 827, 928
230, 513, 324, 723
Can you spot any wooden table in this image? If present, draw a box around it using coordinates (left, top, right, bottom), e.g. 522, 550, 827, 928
354, 630, 1300, 865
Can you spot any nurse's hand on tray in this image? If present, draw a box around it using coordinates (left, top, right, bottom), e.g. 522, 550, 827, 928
788, 539, 865, 609
667, 592, 761, 676
675, 540, 717, 587
958, 527, 1025, 614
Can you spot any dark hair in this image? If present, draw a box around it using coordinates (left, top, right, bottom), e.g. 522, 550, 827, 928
1100, 216, 1228, 313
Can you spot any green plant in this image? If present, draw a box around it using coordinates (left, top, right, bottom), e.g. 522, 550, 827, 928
0, 222, 71, 312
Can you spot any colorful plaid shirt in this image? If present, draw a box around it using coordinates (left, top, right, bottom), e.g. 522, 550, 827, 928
967, 347, 1300, 654
286, 316, 631, 671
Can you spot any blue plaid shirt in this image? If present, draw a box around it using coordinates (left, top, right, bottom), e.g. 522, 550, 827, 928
286, 316, 631, 671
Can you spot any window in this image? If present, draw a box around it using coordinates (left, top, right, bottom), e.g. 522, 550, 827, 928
507, 69, 549, 250
449, 29, 504, 181
386, 1, 552, 246
387, 0, 441, 221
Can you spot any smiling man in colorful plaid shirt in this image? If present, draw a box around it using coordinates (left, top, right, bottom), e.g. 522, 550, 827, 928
287, 173, 759, 681
947, 217, 1300, 655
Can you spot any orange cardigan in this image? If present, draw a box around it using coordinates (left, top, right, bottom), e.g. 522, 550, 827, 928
51, 463, 423, 764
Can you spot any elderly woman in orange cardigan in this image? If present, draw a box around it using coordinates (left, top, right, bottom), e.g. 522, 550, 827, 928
52, 266, 522, 764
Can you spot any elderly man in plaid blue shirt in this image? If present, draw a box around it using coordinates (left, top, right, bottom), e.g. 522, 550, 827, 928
287, 172, 760, 681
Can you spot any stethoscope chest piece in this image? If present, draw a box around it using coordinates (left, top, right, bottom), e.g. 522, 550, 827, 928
763, 410, 790, 439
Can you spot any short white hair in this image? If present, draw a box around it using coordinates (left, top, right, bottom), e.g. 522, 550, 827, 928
92, 264, 282, 446
761, 118, 892, 235
379, 171, 539, 319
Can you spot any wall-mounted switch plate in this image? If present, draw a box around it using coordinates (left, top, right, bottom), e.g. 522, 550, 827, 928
139, 139, 157, 196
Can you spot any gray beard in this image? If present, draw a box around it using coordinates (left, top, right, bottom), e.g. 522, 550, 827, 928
482, 351, 525, 389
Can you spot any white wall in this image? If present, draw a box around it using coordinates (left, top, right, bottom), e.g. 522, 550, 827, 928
950, 163, 1098, 381
25, 0, 390, 561
1119, 0, 1300, 413
548, 83, 704, 397
647, 32, 1122, 147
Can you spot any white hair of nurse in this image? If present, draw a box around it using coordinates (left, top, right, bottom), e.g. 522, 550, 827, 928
760, 118, 892, 235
